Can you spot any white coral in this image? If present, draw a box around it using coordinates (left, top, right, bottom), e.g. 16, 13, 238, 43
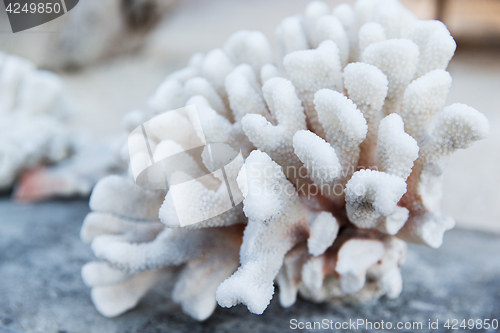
81, 0, 489, 321
0, 52, 75, 192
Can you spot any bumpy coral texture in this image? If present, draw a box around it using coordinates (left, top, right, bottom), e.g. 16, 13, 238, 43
0, 52, 75, 192
81, 0, 489, 321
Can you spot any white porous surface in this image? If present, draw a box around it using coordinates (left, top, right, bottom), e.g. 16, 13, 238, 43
73, 0, 493, 320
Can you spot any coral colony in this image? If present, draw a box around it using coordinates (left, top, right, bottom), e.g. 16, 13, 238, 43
80, 0, 489, 321
0, 53, 126, 202
0, 52, 75, 193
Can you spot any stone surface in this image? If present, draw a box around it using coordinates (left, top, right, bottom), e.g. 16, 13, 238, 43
0, 198, 499, 333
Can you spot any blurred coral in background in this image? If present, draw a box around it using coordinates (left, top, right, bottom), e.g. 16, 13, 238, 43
0, 52, 75, 192
0, 0, 179, 69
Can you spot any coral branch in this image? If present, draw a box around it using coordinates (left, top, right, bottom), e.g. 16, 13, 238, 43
216, 151, 308, 314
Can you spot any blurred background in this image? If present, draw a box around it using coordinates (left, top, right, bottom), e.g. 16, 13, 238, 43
1, 0, 499, 232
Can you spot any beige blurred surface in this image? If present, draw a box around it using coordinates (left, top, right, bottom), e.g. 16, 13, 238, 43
441, 49, 500, 233
59, 56, 178, 144
444, 0, 500, 43
1, 0, 499, 232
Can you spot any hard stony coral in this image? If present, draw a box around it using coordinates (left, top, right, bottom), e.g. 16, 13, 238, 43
0, 52, 75, 192
80, 0, 490, 321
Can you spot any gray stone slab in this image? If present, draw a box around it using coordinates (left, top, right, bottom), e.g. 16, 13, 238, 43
0, 198, 499, 333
